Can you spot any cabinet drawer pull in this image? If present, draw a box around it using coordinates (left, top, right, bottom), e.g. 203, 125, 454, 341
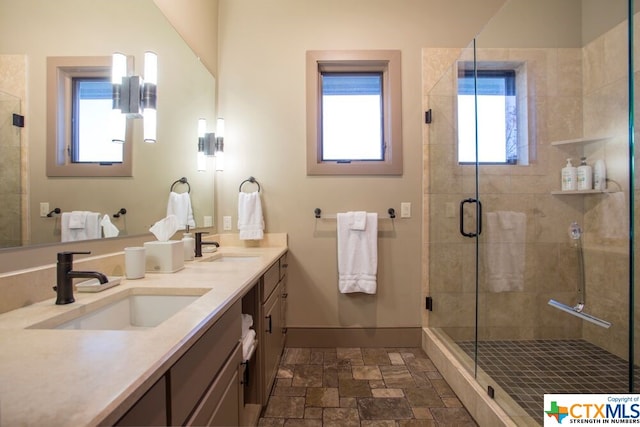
282, 263, 288, 268
282, 327, 288, 334
266, 315, 272, 333
282, 293, 288, 298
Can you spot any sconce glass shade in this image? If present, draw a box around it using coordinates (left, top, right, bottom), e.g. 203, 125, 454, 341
216, 118, 225, 138
110, 109, 126, 143
111, 53, 127, 84
144, 52, 158, 85
197, 151, 207, 172
215, 151, 225, 171
198, 118, 206, 138
143, 108, 157, 143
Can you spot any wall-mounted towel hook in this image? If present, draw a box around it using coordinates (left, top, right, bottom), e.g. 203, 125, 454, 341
170, 177, 190, 193
113, 208, 127, 218
239, 176, 261, 192
47, 208, 61, 217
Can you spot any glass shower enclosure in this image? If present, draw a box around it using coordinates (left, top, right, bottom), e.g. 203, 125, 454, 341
426, 0, 636, 424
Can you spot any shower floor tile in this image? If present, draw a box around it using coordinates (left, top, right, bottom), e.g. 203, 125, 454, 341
456, 339, 639, 423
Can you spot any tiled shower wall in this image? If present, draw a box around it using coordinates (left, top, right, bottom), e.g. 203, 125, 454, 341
0, 55, 27, 248
424, 15, 633, 360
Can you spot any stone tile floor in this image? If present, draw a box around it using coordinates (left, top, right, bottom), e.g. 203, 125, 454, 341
258, 347, 477, 426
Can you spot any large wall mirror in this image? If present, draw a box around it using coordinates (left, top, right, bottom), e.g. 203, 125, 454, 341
0, 0, 216, 250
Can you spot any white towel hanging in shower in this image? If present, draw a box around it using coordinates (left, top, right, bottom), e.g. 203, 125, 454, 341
484, 211, 526, 292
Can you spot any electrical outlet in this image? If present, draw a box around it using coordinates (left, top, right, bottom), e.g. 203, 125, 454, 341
223, 216, 232, 231
39, 202, 50, 218
400, 202, 411, 218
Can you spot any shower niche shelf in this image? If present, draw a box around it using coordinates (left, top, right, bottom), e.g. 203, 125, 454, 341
551, 189, 608, 195
550, 136, 611, 146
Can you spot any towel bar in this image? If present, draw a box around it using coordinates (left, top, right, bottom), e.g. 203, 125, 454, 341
314, 208, 396, 219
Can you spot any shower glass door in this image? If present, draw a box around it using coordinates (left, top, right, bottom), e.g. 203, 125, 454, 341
428, 0, 635, 424
0, 90, 22, 248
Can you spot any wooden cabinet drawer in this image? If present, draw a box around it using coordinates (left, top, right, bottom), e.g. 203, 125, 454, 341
115, 376, 167, 426
170, 300, 241, 425
186, 343, 242, 426
261, 260, 280, 303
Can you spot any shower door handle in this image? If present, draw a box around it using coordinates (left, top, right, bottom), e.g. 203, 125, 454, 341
459, 198, 482, 238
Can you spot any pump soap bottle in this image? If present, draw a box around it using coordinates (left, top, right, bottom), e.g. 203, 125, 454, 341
593, 159, 607, 191
182, 226, 195, 261
577, 157, 592, 191
562, 158, 577, 191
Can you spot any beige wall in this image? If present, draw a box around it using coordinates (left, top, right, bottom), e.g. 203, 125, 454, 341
216, 0, 505, 329
152, 0, 219, 76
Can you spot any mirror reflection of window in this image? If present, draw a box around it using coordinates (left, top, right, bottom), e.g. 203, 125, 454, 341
72, 78, 123, 163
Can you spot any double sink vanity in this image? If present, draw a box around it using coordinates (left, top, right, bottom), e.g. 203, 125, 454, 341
0, 234, 288, 426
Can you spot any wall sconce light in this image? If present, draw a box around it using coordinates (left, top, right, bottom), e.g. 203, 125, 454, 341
197, 118, 225, 172
111, 51, 158, 144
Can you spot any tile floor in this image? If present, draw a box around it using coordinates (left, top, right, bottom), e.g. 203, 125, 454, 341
457, 339, 639, 423
258, 347, 477, 426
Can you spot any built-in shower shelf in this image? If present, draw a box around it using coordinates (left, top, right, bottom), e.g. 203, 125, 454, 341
550, 136, 611, 146
551, 189, 609, 195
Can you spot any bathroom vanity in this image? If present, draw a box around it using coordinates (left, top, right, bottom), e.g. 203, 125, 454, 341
0, 234, 287, 426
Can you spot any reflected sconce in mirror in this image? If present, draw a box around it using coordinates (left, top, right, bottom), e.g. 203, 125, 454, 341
111, 51, 158, 143
197, 118, 225, 172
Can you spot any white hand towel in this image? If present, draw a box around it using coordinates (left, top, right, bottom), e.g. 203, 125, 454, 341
238, 191, 264, 240
337, 212, 378, 294
241, 313, 254, 338
351, 211, 367, 231
68, 211, 88, 229
61, 212, 101, 242
242, 329, 257, 361
101, 214, 120, 238
484, 211, 526, 292
166, 191, 196, 231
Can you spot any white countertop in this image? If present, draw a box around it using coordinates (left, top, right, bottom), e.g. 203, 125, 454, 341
0, 244, 286, 426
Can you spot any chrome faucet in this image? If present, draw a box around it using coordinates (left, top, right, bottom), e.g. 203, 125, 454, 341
194, 232, 220, 257
54, 251, 108, 305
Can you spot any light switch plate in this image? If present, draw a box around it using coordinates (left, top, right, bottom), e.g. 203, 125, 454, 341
40, 202, 49, 218
400, 202, 411, 218
223, 216, 232, 231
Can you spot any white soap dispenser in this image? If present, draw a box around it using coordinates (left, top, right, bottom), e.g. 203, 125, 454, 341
577, 157, 592, 191
593, 159, 607, 191
182, 226, 195, 261
562, 158, 577, 191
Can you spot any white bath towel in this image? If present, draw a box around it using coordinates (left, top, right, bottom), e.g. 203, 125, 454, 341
484, 211, 526, 292
61, 212, 101, 242
238, 191, 264, 240
100, 214, 120, 238
337, 212, 378, 294
166, 191, 196, 231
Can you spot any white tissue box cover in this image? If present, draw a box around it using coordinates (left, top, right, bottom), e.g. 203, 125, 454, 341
144, 240, 185, 273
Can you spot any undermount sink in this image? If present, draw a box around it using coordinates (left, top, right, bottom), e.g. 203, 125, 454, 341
199, 254, 261, 263
29, 288, 209, 331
